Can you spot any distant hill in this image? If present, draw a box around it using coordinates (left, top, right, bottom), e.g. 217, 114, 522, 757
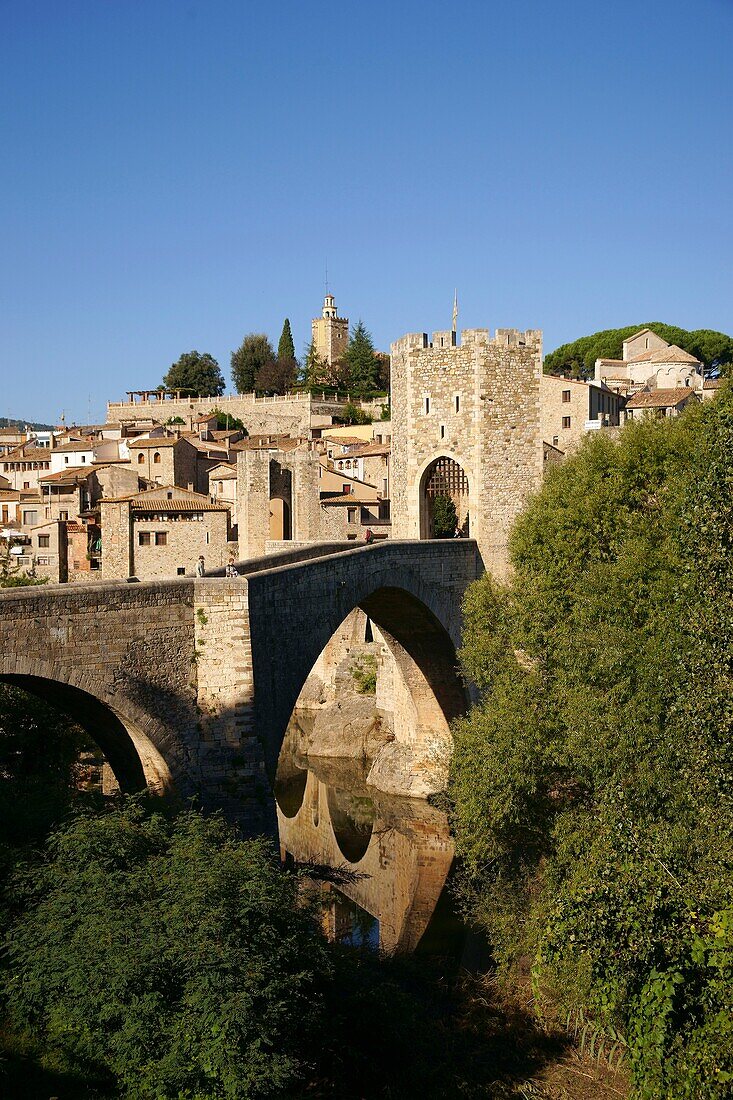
0, 417, 55, 431
544, 323, 733, 379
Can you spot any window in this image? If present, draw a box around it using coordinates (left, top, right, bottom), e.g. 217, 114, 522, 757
64, 456, 69, 464
23, 481, 30, 490
424, 396, 430, 414
37, 556, 49, 566
342, 484, 351, 494
59, 510, 69, 521
153, 452, 161, 463
155, 531, 167, 546
440, 424, 445, 439
562, 389, 571, 403
22, 510, 38, 525
38, 534, 50, 548
455, 394, 460, 413
562, 417, 571, 429
138, 531, 151, 546
137, 453, 145, 464
177, 567, 185, 575
347, 507, 357, 523
552, 436, 559, 447
166, 491, 173, 499
81, 455, 86, 463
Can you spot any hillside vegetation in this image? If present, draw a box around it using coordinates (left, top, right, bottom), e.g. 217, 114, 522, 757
544, 323, 733, 378
451, 386, 733, 1097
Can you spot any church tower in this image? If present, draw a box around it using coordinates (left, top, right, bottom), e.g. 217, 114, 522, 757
312, 292, 349, 366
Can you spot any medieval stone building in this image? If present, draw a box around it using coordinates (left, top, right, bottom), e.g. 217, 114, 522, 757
389, 326, 544, 578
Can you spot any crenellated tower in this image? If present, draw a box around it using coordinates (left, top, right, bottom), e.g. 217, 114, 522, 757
312, 292, 349, 367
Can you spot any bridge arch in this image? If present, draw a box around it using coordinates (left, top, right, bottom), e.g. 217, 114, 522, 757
246, 542, 477, 782
0, 657, 173, 795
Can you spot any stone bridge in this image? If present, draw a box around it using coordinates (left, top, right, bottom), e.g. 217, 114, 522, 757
0, 540, 482, 832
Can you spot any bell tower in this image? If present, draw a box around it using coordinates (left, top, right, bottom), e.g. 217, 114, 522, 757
312, 291, 349, 367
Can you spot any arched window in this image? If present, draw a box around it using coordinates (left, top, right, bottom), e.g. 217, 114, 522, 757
153, 452, 161, 464
137, 453, 145, 464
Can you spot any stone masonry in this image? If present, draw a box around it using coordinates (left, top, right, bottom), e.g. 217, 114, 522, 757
0, 540, 481, 833
390, 326, 544, 578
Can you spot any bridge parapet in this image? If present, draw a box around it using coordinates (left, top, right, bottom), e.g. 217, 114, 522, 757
0, 540, 483, 832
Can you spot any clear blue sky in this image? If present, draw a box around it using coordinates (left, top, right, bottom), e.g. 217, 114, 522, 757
2, 0, 732, 424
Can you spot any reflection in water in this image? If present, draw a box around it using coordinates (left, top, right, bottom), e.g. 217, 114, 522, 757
275, 744, 468, 957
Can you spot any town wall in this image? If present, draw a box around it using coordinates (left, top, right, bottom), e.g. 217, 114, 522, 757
107, 392, 360, 434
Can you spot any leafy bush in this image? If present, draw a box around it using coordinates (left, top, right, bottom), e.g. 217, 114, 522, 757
432, 494, 458, 538
3, 804, 331, 1099
351, 654, 377, 695
450, 385, 733, 1096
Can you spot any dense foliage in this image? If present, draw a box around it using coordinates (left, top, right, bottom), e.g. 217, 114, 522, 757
544, 323, 733, 378
4, 806, 331, 1099
163, 351, 225, 397
277, 318, 296, 363
230, 334, 275, 394
432, 494, 458, 538
450, 387, 733, 1097
339, 321, 380, 396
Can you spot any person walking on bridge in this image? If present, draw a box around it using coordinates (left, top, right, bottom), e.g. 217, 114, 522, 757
195, 555, 206, 577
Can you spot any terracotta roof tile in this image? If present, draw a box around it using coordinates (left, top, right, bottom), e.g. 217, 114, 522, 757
626, 387, 699, 409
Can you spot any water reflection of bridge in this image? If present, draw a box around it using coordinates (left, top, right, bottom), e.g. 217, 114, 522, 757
276, 755, 455, 954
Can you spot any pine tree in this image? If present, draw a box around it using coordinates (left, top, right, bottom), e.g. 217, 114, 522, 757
340, 321, 379, 397
301, 340, 330, 390
277, 318, 296, 363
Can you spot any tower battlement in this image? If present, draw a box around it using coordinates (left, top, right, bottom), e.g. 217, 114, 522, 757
389, 320, 544, 579
391, 327, 542, 356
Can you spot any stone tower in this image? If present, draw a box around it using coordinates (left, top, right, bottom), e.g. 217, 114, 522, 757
312, 292, 349, 366
390, 326, 544, 579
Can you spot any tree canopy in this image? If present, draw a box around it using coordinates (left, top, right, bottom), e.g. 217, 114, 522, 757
163, 351, 225, 396
300, 339, 331, 390
230, 334, 275, 394
277, 318, 296, 363
340, 321, 380, 396
431, 494, 458, 538
450, 386, 733, 1096
254, 357, 297, 396
544, 323, 733, 379
4, 805, 331, 1099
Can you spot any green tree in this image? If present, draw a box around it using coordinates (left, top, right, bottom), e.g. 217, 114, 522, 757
301, 339, 330, 389
254, 357, 297, 396
277, 318, 296, 363
431, 494, 458, 538
544, 322, 733, 378
450, 387, 733, 1096
4, 804, 331, 1099
231, 334, 275, 394
163, 351, 225, 396
341, 321, 380, 396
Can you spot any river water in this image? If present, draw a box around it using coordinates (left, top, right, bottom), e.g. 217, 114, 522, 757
274, 743, 486, 963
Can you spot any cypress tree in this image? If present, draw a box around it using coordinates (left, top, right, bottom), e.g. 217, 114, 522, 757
277, 318, 296, 363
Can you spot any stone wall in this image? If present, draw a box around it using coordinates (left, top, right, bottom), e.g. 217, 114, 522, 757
390, 326, 543, 578
108, 393, 354, 434
0, 540, 482, 834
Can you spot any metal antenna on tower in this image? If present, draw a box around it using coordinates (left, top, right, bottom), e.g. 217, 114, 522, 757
325, 261, 329, 295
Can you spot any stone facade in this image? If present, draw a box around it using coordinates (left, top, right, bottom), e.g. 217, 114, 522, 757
312, 292, 349, 366
128, 438, 198, 491
539, 374, 622, 452
100, 492, 231, 581
390, 326, 544, 578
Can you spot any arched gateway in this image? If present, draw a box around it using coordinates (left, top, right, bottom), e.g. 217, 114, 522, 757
419, 455, 470, 539
0, 541, 481, 834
